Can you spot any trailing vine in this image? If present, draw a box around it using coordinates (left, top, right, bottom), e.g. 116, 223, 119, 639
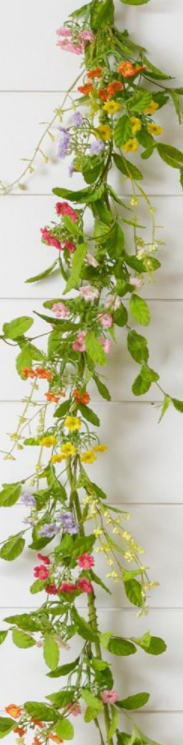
0, 1, 183, 744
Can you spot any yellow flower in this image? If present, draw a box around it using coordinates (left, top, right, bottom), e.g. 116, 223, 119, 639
147, 123, 164, 136
81, 450, 96, 464
103, 100, 121, 114
94, 528, 103, 537
95, 124, 112, 140
40, 435, 57, 447
123, 138, 139, 153
61, 442, 77, 457
93, 444, 108, 453
64, 416, 81, 431
130, 116, 142, 134
144, 100, 159, 115
51, 454, 64, 464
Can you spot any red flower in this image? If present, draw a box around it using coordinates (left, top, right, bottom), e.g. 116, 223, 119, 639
31, 719, 44, 729
5, 705, 22, 719
45, 392, 60, 403
77, 578, 93, 593
14, 728, 26, 736
99, 87, 108, 101
107, 80, 123, 97
40, 227, 62, 251
73, 389, 91, 405
34, 367, 52, 381
37, 553, 50, 565
117, 61, 146, 77
34, 565, 50, 580
77, 553, 95, 569
87, 67, 102, 79
55, 201, 78, 222
45, 584, 58, 595
64, 240, 75, 254
78, 83, 94, 94
59, 582, 77, 593
22, 367, 37, 379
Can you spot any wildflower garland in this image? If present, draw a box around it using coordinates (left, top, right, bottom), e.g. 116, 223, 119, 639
1, 1, 183, 744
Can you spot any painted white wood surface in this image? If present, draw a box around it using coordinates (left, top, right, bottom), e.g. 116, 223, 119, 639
0, 2, 183, 744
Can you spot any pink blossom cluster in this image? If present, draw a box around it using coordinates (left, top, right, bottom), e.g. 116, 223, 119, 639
56, 27, 95, 55
33, 553, 95, 595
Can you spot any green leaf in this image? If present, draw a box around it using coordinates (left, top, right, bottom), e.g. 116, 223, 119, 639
90, 0, 114, 30
143, 55, 173, 80
70, 3, 90, 18
47, 656, 80, 678
0, 483, 21, 507
79, 402, 100, 426
113, 304, 128, 327
71, 607, 97, 642
90, 569, 111, 595
54, 719, 74, 741
113, 153, 143, 180
92, 658, 109, 671
4, 613, 40, 632
117, 692, 150, 710
133, 632, 167, 655
43, 635, 60, 670
71, 534, 96, 558
0, 534, 25, 561
53, 399, 71, 418
114, 115, 132, 147
3, 316, 33, 340
24, 702, 57, 721
89, 481, 107, 500
30, 579, 48, 594
84, 707, 100, 722
26, 260, 58, 284
158, 395, 171, 423
124, 579, 143, 607
132, 364, 159, 396
101, 635, 136, 656
120, 0, 149, 4
129, 91, 152, 113
127, 330, 149, 364
64, 243, 88, 293
129, 295, 150, 326
63, 214, 82, 236
47, 690, 75, 707
86, 330, 106, 366
172, 397, 183, 413
16, 343, 44, 376
93, 374, 111, 401
12, 629, 36, 648
0, 718, 15, 739
107, 705, 119, 740
169, 90, 182, 124
0, 631, 8, 645
81, 689, 103, 711
157, 143, 183, 169
52, 184, 104, 204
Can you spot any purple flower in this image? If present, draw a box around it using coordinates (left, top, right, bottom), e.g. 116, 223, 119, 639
72, 111, 83, 127
68, 161, 74, 177
58, 128, 70, 159
58, 512, 79, 535
39, 523, 60, 538
89, 140, 104, 156
20, 492, 36, 507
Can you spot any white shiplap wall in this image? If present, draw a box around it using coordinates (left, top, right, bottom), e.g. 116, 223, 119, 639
0, 1, 183, 743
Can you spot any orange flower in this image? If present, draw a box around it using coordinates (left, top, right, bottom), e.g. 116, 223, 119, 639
49, 735, 63, 744
22, 367, 37, 379
34, 367, 52, 381
73, 389, 91, 405
107, 80, 123, 97
31, 719, 44, 729
32, 738, 41, 745
5, 705, 22, 719
45, 392, 60, 403
117, 61, 146, 77
87, 67, 102, 79
14, 728, 26, 736
78, 83, 94, 94
99, 87, 108, 101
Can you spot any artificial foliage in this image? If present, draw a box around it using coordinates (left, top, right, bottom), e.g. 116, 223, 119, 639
0, 1, 183, 744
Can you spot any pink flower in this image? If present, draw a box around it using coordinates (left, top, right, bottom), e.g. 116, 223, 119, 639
129, 277, 143, 290
105, 295, 121, 310
72, 331, 86, 353
66, 703, 82, 717
77, 553, 95, 569
40, 227, 62, 251
57, 40, 83, 55
86, 253, 99, 268
37, 553, 50, 566
98, 313, 113, 329
59, 582, 77, 593
52, 302, 69, 319
64, 240, 75, 254
79, 31, 95, 42
79, 285, 99, 302
34, 565, 50, 580
100, 338, 112, 354
77, 578, 93, 593
56, 27, 72, 37
55, 202, 78, 222
101, 690, 119, 705
45, 584, 58, 595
